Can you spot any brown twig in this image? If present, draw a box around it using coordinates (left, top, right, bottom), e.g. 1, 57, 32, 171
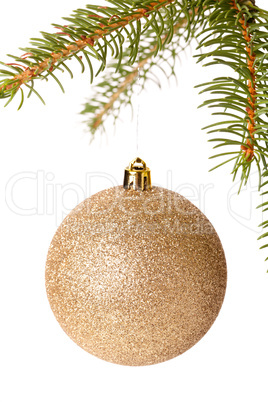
232, 0, 256, 162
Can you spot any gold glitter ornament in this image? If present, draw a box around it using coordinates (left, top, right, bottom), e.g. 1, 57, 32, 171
46, 158, 227, 366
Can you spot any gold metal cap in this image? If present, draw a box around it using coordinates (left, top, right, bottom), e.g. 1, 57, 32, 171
123, 157, 152, 191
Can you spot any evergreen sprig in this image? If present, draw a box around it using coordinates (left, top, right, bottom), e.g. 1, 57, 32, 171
0, 0, 197, 108
81, 13, 195, 133
194, 0, 268, 261
2, 0, 268, 265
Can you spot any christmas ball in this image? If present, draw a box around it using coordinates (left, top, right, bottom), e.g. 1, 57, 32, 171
46, 158, 227, 366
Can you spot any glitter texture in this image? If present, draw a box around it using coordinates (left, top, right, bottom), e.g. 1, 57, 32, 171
45, 186, 227, 366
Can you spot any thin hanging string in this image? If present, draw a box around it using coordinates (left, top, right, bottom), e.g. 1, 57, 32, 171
136, 53, 142, 156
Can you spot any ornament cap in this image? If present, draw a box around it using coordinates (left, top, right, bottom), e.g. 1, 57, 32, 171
123, 157, 152, 191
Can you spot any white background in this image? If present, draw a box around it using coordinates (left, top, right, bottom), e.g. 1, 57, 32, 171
0, 1, 268, 401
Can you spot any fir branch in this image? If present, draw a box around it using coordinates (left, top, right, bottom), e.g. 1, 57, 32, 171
196, 0, 268, 262
82, 16, 193, 133
196, 0, 264, 180
0, 0, 180, 106
231, 0, 256, 162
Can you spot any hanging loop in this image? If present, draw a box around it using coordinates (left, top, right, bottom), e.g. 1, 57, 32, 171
123, 157, 152, 191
